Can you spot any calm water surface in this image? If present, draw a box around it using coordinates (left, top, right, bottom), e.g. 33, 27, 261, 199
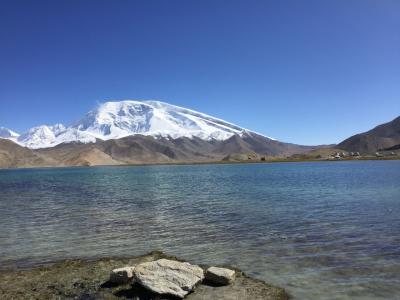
0, 161, 399, 299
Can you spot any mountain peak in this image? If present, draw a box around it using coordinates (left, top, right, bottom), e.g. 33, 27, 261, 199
17, 124, 67, 149
72, 99, 248, 141
1, 100, 268, 149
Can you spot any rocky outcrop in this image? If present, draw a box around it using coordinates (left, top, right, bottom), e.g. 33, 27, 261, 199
205, 266, 236, 285
133, 259, 204, 298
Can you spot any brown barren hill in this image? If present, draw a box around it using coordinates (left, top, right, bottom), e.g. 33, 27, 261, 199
1, 133, 323, 168
338, 116, 400, 154
0, 139, 58, 168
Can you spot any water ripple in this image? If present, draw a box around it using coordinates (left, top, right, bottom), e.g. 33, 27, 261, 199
0, 161, 399, 299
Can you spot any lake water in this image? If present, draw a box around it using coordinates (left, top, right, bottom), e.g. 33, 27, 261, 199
0, 161, 399, 299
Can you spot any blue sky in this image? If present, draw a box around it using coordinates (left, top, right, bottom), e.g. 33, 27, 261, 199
0, 0, 399, 145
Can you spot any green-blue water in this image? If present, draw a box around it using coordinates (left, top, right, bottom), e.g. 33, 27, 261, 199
0, 161, 399, 299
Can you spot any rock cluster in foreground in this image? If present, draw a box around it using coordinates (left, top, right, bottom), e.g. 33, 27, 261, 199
110, 258, 238, 298
0, 251, 289, 300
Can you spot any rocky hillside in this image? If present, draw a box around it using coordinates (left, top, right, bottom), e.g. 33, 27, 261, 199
0, 139, 58, 168
0, 132, 317, 168
338, 116, 400, 153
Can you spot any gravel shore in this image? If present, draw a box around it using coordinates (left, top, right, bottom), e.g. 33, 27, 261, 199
0, 251, 289, 300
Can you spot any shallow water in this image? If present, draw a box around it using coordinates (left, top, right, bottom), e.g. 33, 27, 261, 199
0, 161, 399, 299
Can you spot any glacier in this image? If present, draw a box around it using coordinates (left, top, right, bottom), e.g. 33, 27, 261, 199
1, 100, 270, 149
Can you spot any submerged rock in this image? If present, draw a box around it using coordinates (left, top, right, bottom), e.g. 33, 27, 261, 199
133, 258, 204, 298
205, 266, 236, 285
109, 266, 135, 284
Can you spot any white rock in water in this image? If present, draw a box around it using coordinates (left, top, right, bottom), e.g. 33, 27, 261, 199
205, 266, 236, 285
109, 266, 135, 284
134, 259, 204, 298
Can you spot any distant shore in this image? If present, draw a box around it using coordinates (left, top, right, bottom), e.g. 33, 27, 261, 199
0, 154, 399, 170
111, 155, 400, 168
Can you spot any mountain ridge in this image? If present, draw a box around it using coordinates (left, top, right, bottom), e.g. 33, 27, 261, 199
0, 131, 317, 168
2, 100, 274, 149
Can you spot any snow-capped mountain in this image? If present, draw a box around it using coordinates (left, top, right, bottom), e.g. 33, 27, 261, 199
2, 100, 267, 149
15, 124, 96, 149
17, 124, 64, 148
72, 100, 247, 140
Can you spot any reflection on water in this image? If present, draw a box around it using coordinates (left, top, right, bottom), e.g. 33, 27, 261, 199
0, 161, 399, 299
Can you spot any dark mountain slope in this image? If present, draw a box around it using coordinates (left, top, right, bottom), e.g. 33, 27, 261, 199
213, 132, 316, 157
338, 116, 400, 153
95, 135, 215, 163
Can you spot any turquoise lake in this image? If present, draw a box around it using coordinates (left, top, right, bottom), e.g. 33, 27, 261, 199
0, 161, 399, 299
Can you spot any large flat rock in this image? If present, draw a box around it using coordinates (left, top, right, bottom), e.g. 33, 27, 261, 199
133, 258, 204, 298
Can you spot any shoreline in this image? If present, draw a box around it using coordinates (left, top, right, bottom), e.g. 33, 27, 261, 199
0, 251, 290, 300
1, 155, 399, 171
